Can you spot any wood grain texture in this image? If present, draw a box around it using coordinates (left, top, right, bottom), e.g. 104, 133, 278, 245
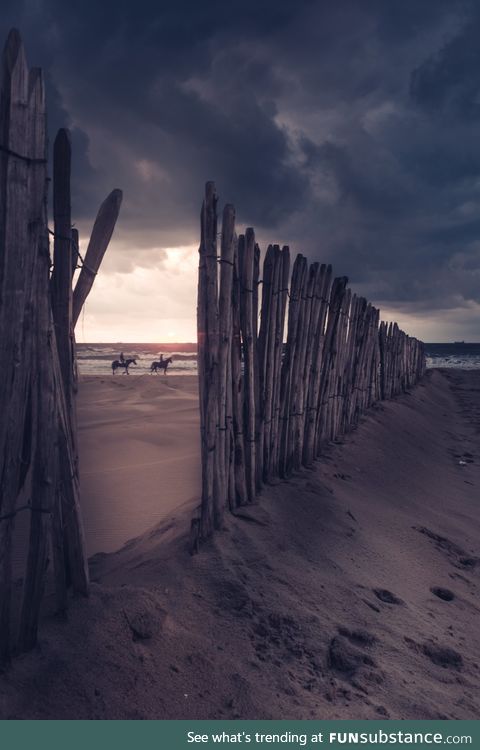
72, 189, 122, 328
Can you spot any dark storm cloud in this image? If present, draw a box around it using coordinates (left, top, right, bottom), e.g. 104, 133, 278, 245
1, 0, 480, 333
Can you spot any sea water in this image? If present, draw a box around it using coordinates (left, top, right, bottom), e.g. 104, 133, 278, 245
76, 343, 197, 375
425, 343, 480, 370
76, 342, 480, 375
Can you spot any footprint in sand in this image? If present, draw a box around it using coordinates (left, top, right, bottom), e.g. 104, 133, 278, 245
405, 635, 463, 670
373, 589, 404, 605
328, 635, 376, 677
338, 627, 376, 647
328, 627, 382, 690
431, 587, 455, 602
414, 526, 479, 570
422, 643, 463, 670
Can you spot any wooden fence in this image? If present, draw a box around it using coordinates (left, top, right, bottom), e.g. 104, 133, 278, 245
194, 182, 425, 543
0, 30, 121, 665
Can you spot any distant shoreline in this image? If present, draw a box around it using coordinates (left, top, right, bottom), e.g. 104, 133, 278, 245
77, 341, 198, 351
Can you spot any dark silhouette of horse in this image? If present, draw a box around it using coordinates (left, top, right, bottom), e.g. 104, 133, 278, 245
112, 357, 137, 374
150, 357, 173, 374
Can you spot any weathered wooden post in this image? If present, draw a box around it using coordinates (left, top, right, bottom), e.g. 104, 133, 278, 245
71, 227, 79, 278
256, 244, 274, 487
295, 262, 321, 468
303, 264, 332, 466
262, 245, 281, 481
49, 128, 89, 598
11, 57, 51, 654
331, 287, 351, 441
315, 276, 348, 455
72, 188, 123, 327
269, 246, 290, 477
253, 243, 261, 484
231, 244, 248, 508
51, 129, 73, 394
196, 182, 219, 537
279, 255, 307, 476
216, 203, 235, 522
239, 228, 257, 502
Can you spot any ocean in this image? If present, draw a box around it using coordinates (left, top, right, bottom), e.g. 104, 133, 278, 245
425, 343, 480, 370
76, 342, 480, 376
76, 343, 198, 375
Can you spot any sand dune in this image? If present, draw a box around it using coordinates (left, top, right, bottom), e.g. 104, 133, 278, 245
77, 374, 201, 556
1, 369, 479, 719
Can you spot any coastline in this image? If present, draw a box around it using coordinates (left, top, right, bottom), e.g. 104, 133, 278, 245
1, 369, 479, 719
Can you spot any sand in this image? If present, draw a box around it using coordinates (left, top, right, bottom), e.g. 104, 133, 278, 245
1, 368, 479, 719
76, 374, 201, 556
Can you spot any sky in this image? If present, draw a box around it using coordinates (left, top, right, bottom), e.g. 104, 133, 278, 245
2, 0, 480, 342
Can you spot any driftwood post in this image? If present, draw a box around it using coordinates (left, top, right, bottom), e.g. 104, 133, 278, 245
285, 256, 309, 475
253, 244, 261, 488
197, 182, 219, 536
0, 30, 32, 663
303, 264, 331, 466
279, 255, 307, 477
7, 55, 50, 654
262, 246, 281, 482
256, 244, 274, 488
240, 228, 256, 502
72, 189, 123, 327
51, 129, 73, 394
294, 262, 319, 469
231, 243, 248, 508
269, 246, 290, 477
49, 128, 89, 598
315, 276, 348, 455
216, 204, 235, 522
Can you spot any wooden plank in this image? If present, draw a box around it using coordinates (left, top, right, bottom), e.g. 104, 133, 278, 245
303, 264, 332, 466
341, 293, 359, 432
51, 128, 73, 395
71, 227, 79, 278
278, 255, 306, 476
256, 244, 274, 488
314, 276, 348, 455
262, 245, 281, 481
301, 263, 324, 460
240, 228, 256, 502
270, 245, 290, 477
279, 255, 307, 476
293, 262, 318, 469
231, 242, 247, 508
54, 348, 89, 595
72, 188, 122, 327
16, 64, 52, 652
332, 287, 351, 440
216, 203, 235, 523
0, 30, 36, 664
253, 244, 261, 488
197, 182, 219, 537
49, 127, 89, 599
379, 320, 387, 400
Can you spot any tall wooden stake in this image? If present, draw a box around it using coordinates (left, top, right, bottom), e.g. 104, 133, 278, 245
72, 189, 123, 327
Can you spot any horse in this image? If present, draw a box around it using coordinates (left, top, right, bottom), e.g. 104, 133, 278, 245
150, 357, 173, 374
111, 357, 137, 374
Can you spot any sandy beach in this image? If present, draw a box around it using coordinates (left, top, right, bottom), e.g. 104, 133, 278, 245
77, 374, 201, 556
1, 368, 479, 719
